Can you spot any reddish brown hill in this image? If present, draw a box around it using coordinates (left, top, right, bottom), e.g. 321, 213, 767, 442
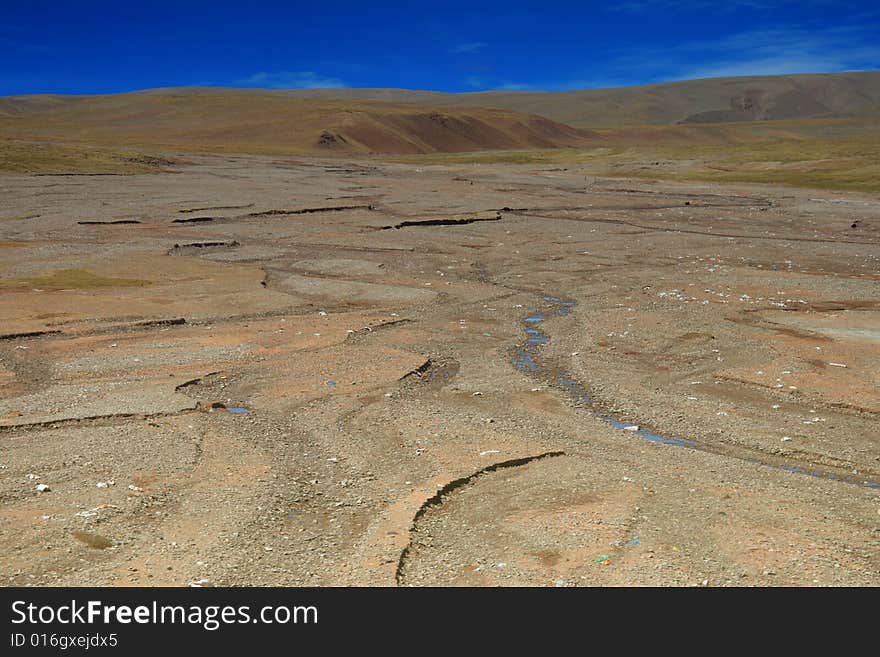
0, 92, 595, 155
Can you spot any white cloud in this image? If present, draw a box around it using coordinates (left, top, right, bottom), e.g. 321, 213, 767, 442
494, 83, 535, 91
659, 25, 880, 81
455, 22, 879, 93
681, 56, 855, 80
450, 42, 487, 54
237, 71, 347, 89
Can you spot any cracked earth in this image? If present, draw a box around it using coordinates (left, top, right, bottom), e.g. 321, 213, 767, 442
1, 154, 878, 586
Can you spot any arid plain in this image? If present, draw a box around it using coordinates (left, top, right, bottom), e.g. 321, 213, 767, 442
1, 73, 879, 587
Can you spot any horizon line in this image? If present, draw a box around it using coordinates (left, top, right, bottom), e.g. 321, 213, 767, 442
3, 69, 879, 99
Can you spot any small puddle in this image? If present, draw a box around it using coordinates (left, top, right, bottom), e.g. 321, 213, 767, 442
515, 295, 879, 489
225, 407, 250, 414
515, 316, 550, 372
542, 296, 576, 315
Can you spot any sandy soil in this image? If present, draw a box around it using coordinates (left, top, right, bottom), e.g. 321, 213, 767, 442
0, 154, 877, 586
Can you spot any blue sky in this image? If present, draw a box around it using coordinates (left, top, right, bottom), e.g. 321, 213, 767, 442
1, 1, 878, 96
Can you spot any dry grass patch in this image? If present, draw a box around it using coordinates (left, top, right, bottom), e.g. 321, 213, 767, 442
0, 268, 152, 290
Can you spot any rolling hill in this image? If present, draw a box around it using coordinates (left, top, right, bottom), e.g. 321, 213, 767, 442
1, 72, 878, 189
270, 71, 880, 128
0, 93, 594, 156
2, 72, 877, 158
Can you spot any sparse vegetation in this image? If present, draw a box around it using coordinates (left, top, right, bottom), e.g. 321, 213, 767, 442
0, 141, 173, 174
0, 268, 151, 289
395, 118, 880, 192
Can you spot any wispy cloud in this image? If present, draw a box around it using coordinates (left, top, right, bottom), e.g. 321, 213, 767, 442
237, 70, 347, 89
449, 42, 487, 54
463, 78, 535, 91
510, 22, 880, 91
611, 1, 824, 13
644, 25, 880, 81
494, 82, 536, 91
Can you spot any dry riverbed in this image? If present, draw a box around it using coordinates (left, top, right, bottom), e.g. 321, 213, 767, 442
1, 154, 878, 586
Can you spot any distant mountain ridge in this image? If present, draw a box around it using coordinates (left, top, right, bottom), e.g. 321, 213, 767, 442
5, 72, 880, 130
1, 72, 878, 157
147, 70, 877, 128
0, 94, 594, 155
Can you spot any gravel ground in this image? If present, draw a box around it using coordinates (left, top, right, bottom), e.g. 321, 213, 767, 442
1, 154, 877, 586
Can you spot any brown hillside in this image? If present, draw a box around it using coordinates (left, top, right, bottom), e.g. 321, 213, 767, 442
236, 71, 880, 128
0, 93, 594, 155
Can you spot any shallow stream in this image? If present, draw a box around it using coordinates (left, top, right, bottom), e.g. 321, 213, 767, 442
515, 295, 878, 489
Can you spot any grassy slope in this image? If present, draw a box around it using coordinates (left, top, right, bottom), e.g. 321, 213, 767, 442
255, 71, 880, 128
0, 140, 175, 174
395, 117, 880, 192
